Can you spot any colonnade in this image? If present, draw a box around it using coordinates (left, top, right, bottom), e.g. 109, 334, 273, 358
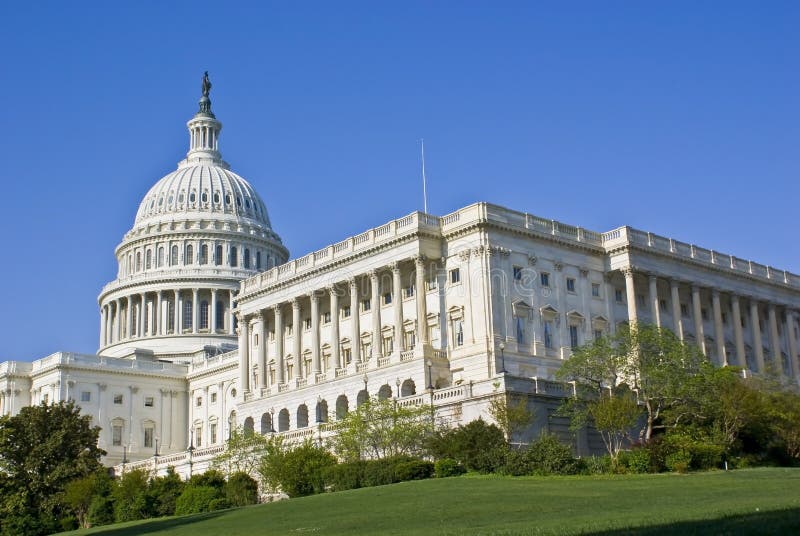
622, 268, 800, 377
236, 257, 431, 394
100, 288, 237, 347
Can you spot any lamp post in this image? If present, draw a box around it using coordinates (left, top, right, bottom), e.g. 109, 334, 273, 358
187, 429, 195, 479
395, 377, 401, 398
121, 444, 128, 475
498, 341, 506, 374
269, 407, 275, 434
363, 373, 368, 393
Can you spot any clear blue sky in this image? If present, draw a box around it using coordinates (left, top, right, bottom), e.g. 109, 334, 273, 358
0, 1, 797, 360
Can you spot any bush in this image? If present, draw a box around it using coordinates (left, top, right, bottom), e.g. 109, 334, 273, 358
148, 467, 185, 517
208, 498, 231, 511
112, 469, 153, 522
324, 461, 364, 492
581, 455, 612, 475
500, 448, 530, 476
434, 458, 467, 478
188, 469, 226, 490
175, 485, 223, 515
277, 441, 338, 497
427, 419, 508, 473
87, 494, 114, 527
225, 472, 259, 507
525, 434, 577, 475
394, 460, 434, 481
361, 457, 401, 487
666, 451, 692, 473
624, 448, 651, 474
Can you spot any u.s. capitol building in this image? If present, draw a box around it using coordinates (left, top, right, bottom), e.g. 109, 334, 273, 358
2, 78, 799, 475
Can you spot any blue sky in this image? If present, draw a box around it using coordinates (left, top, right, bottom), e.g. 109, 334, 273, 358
0, 1, 797, 360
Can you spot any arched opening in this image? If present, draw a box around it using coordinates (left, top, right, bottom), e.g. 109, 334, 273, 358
231, 247, 238, 267
278, 409, 290, 432
136, 252, 142, 272
157, 247, 164, 267
145, 249, 152, 270
297, 404, 309, 428
316, 399, 329, 423
170, 245, 178, 265
401, 379, 416, 397
336, 395, 349, 420
200, 301, 209, 330
378, 384, 392, 400
215, 245, 223, 266
244, 248, 251, 269
200, 244, 209, 264
260, 412, 273, 434
184, 300, 193, 330
256, 251, 262, 270
357, 389, 369, 407
243, 416, 254, 436
215, 300, 225, 330
186, 244, 194, 265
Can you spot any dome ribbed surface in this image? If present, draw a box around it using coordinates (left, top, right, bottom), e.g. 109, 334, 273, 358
134, 163, 271, 228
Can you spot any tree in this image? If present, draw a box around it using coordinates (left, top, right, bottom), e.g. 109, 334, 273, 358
588, 390, 642, 461
112, 468, 152, 522
255, 435, 287, 495
487, 388, 534, 442
329, 397, 431, 461
224, 472, 259, 506
557, 324, 706, 442
63, 470, 112, 529
212, 426, 269, 477
0, 401, 105, 535
148, 466, 185, 517
426, 419, 507, 473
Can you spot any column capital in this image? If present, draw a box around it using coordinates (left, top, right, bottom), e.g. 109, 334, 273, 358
259, 309, 267, 321
369, 269, 379, 281
309, 291, 320, 303
273, 303, 283, 315
648, 273, 658, 282
392, 261, 402, 274
291, 298, 301, 310
349, 277, 358, 289
621, 267, 635, 278
414, 255, 427, 266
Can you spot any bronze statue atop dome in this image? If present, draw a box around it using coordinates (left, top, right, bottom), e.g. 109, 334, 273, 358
202, 71, 212, 97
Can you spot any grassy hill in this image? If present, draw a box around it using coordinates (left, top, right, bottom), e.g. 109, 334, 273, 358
68, 468, 800, 535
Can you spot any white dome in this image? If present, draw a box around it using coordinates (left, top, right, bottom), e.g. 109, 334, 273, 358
134, 163, 272, 230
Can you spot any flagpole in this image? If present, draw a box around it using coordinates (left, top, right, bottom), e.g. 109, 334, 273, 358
421, 139, 428, 214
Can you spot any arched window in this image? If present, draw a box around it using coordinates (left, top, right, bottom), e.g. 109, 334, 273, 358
244, 249, 251, 269
378, 384, 392, 400
256, 251, 262, 270
136, 252, 142, 272
401, 379, 416, 397
336, 395, 349, 420
278, 409, 290, 432
216, 300, 225, 330
184, 300, 193, 330
243, 416, 254, 435
200, 301, 209, 329
357, 389, 368, 407
186, 244, 194, 265
230, 247, 238, 267
215, 245, 223, 266
200, 244, 208, 265
260, 412, 273, 434
167, 301, 174, 332
297, 405, 309, 428
145, 249, 152, 270
157, 247, 164, 267
316, 399, 329, 423
170, 245, 178, 265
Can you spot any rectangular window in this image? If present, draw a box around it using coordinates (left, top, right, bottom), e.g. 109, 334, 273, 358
594, 329, 603, 341
455, 321, 464, 347
428, 279, 437, 290
544, 321, 554, 349
112, 425, 123, 446
144, 428, 153, 449
304, 318, 312, 330
195, 427, 203, 448
342, 348, 352, 364
540, 272, 550, 287
615, 289, 623, 303
638, 294, 646, 307
404, 285, 414, 298
144, 396, 154, 407
566, 278, 576, 293
569, 325, 579, 349
210, 423, 218, 444
323, 311, 331, 324
721, 312, 728, 324
81, 391, 91, 403
405, 330, 416, 349
681, 303, 689, 317
383, 292, 392, 305
450, 268, 461, 284
211, 392, 217, 403
513, 266, 522, 281
701, 308, 709, 321
591, 283, 600, 297
660, 299, 668, 312
113, 394, 123, 405
196, 396, 202, 407
362, 299, 371, 312
342, 306, 351, 318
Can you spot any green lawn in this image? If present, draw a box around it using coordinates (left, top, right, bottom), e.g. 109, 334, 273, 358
69, 468, 800, 535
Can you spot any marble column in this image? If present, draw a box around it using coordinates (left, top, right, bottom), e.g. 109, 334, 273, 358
731, 295, 746, 367
258, 310, 267, 389
691, 285, 706, 355
114, 299, 121, 342
99, 306, 107, 348
229, 291, 236, 335
712, 289, 726, 365
649, 275, 661, 328
210, 289, 218, 333
238, 316, 250, 394
370, 270, 383, 360
156, 291, 163, 336
330, 286, 340, 370
670, 280, 683, 341
393, 263, 405, 353
623, 268, 637, 325
192, 288, 199, 334
139, 292, 146, 337
292, 298, 303, 378
768, 304, 782, 373
126, 296, 133, 339
750, 300, 765, 372
350, 279, 361, 365
311, 292, 321, 376
274, 304, 285, 385
415, 257, 429, 345
173, 289, 180, 334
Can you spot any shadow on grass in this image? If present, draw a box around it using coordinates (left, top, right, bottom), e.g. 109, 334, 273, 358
590, 507, 800, 535
85, 510, 227, 535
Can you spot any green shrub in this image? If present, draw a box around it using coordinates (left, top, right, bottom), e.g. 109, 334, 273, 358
500, 448, 530, 476
148, 466, 185, 517
394, 460, 434, 481
427, 419, 507, 473
581, 455, 612, 475
277, 441, 338, 497
666, 451, 692, 473
526, 434, 577, 475
324, 461, 364, 491
175, 485, 222, 515
224, 472, 259, 506
208, 498, 231, 511
434, 458, 467, 478
112, 469, 153, 522
87, 494, 114, 527
625, 448, 651, 474
188, 469, 226, 490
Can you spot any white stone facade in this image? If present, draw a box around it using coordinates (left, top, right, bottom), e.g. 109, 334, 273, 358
2, 80, 799, 475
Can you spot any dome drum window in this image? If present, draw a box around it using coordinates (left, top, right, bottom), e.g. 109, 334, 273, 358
213, 192, 220, 205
